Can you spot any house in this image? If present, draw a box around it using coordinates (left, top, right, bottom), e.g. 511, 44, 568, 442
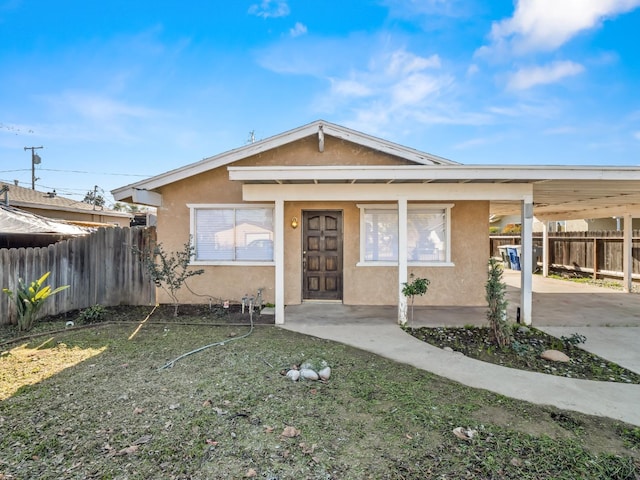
1, 181, 132, 227
112, 120, 640, 325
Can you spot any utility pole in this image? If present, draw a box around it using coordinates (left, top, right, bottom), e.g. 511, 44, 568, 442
24, 146, 43, 190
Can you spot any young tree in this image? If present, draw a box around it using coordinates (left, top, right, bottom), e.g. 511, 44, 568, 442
486, 257, 512, 347
134, 239, 204, 316
401, 273, 430, 326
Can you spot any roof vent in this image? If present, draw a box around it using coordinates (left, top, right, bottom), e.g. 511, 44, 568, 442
46, 190, 57, 198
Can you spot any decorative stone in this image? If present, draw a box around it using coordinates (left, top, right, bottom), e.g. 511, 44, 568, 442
299, 368, 319, 381
318, 366, 331, 381
285, 369, 300, 381
540, 349, 570, 363
517, 326, 530, 334
443, 347, 454, 352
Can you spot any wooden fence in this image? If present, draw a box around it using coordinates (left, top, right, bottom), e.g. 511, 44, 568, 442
490, 231, 640, 278
0, 226, 156, 326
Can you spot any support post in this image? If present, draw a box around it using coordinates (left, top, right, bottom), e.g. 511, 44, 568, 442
623, 214, 633, 293
592, 237, 598, 281
520, 197, 533, 325
542, 221, 549, 277
275, 199, 285, 324
398, 197, 408, 324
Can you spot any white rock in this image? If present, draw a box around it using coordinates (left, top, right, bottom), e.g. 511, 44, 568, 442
443, 347, 454, 352
540, 349, 570, 363
318, 366, 331, 380
286, 369, 300, 381
299, 368, 319, 381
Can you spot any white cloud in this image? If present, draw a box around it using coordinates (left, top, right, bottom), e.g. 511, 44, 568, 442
248, 0, 290, 19
481, 0, 640, 56
56, 92, 157, 121
506, 61, 585, 90
544, 126, 578, 135
290, 22, 307, 37
391, 73, 444, 105
330, 79, 373, 97
386, 50, 440, 75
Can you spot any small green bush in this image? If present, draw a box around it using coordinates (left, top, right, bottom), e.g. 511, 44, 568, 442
78, 304, 107, 324
2, 272, 69, 331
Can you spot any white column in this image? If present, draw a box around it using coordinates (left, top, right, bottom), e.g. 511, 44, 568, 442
275, 199, 285, 324
623, 213, 633, 293
398, 197, 408, 325
542, 221, 549, 277
520, 197, 533, 325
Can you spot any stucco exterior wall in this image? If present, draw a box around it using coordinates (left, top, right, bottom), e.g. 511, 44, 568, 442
153, 138, 489, 307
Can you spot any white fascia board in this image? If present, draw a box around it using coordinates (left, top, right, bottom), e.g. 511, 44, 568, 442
242, 183, 532, 202
132, 189, 163, 207
228, 165, 640, 182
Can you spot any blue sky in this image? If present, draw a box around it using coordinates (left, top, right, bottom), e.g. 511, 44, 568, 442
1, 0, 639, 206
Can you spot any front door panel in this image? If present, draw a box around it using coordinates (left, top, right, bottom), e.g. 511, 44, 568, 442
303, 211, 343, 300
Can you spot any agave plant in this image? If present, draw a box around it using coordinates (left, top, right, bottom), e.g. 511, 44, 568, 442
2, 272, 69, 331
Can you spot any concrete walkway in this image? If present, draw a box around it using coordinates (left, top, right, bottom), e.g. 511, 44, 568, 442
280, 275, 640, 427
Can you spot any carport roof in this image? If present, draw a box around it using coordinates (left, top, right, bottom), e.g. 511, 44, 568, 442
228, 164, 640, 221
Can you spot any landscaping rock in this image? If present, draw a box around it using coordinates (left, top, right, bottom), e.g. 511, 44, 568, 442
517, 326, 530, 334
300, 368, 319, 381
540, 349, 570, 363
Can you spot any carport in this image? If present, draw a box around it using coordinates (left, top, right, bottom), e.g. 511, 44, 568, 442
487, 167, 640, 324
233, 162, 640, 326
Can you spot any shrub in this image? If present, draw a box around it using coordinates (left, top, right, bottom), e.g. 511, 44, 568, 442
78, 304, 107, 324
2, 272, 69, 331
133, 239, 204, 317
485, 258, 511, 347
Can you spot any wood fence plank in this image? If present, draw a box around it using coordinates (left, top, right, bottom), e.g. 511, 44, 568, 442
0, 227, 156, 325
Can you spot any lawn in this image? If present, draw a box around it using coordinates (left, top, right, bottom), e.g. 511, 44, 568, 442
1, 308, 639, 479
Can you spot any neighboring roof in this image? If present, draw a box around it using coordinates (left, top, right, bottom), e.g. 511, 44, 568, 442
111, 119, 640, 221
1, 181, 132, 219
111, 119, 459, 201
0, 204, 92, 235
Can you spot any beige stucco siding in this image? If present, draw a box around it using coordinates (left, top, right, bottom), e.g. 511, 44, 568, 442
152, 138, 489, 308
237, 135, 417, 167
284, 200, 488, 306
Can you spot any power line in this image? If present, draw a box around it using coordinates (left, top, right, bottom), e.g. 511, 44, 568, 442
0, 168, 148, 177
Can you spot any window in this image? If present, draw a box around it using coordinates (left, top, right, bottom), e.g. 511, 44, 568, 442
358, 204, 452, 265
188, 204, 274, 263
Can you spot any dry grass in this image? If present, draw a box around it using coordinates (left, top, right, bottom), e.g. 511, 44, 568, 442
0, 308, 639, 479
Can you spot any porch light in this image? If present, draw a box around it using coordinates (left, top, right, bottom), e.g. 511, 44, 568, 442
291, 217, 299, 229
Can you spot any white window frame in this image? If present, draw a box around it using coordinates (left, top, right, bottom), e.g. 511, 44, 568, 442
188, 203, 275, 266
356, 203, 454, 267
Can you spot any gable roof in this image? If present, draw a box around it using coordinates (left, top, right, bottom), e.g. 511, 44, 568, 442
111, 119, 459, 201
1, 181, 131, 219
111, 119, 640, 221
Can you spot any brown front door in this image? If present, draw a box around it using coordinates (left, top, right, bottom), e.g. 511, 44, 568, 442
302, 210, 343, 301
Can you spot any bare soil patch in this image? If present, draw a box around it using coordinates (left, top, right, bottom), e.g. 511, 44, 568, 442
407, 325, 640, 384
